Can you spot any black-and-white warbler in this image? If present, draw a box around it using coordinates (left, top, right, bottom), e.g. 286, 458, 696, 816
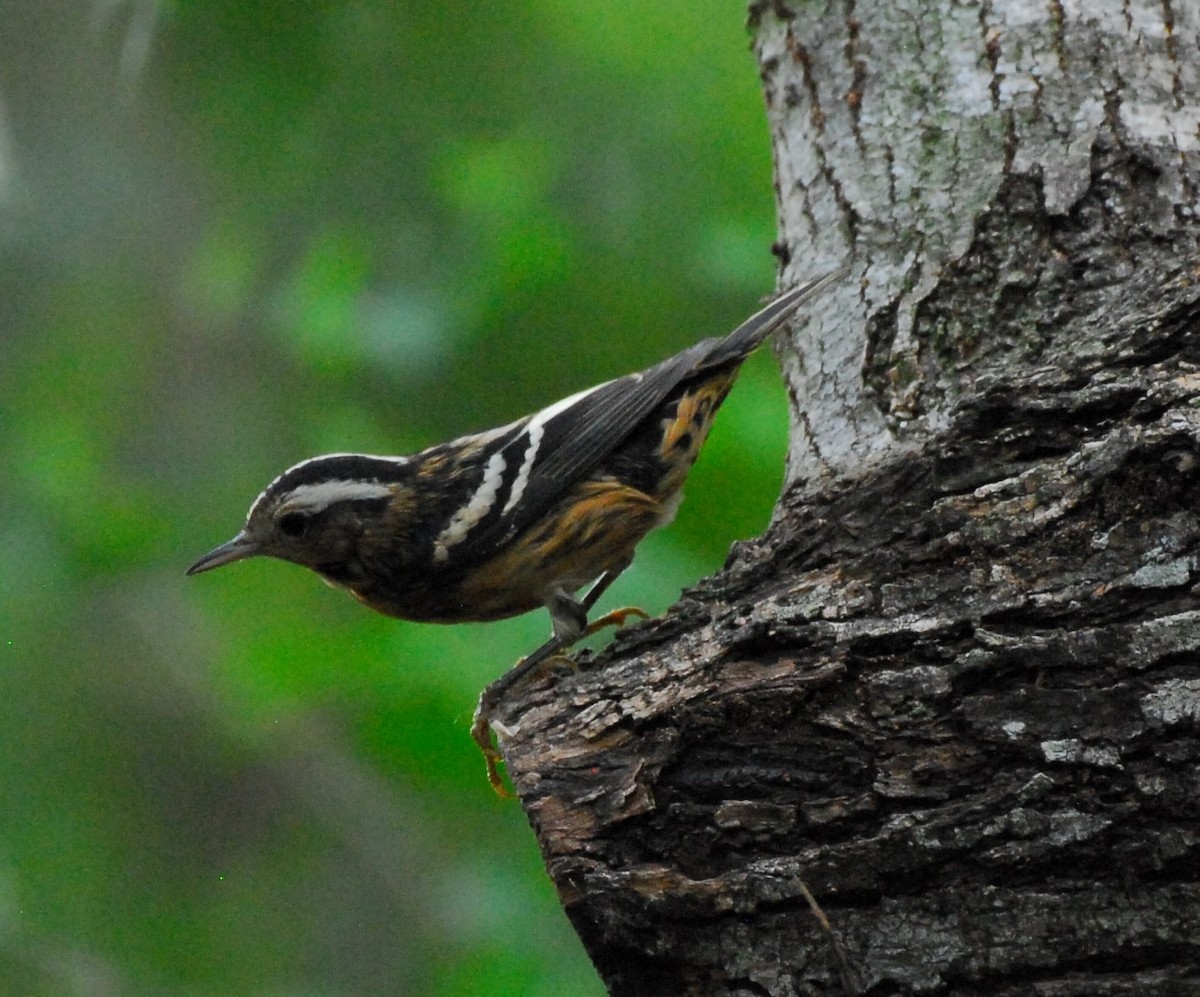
188, 271, 840, 791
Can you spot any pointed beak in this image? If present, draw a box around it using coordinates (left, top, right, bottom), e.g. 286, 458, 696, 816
186, 532, 260, 576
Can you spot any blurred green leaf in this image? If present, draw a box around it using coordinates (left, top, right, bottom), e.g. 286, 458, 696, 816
0, 1, 787, 993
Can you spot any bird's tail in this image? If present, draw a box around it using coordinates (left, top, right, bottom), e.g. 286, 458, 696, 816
705, 266, 846, 368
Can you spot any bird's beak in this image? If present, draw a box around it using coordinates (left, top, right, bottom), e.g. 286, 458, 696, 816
186, 532, 259, 576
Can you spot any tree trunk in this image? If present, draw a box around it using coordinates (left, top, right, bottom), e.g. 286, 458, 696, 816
491, 2, 1200, 993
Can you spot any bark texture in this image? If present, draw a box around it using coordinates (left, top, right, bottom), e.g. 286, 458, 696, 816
491, 2, 1200, 993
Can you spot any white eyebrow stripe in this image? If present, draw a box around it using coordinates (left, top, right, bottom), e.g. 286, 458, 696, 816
247, 453, 410, 520
501, 379, 611, 516
287, 452, 410, 474
434, 449, 508, 562
283, 479, 395, 512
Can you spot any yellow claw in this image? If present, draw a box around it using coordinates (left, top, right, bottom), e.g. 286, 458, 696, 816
472, 652, 578, 797
482, 742, 514, 798
471, 610, 647, 797
471, 701, 514, 797
581, 605, 648, 638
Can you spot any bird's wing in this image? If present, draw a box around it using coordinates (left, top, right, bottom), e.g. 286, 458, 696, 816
432, 272, 839, 568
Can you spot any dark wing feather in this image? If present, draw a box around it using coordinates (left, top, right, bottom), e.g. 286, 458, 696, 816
517, 271, 842, 496
526, 342, 712, 486
440, 271, 841, 566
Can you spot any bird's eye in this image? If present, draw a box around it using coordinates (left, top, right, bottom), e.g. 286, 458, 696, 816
277, 511, 309, 538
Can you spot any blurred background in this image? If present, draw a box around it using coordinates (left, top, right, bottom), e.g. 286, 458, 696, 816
0, 1, 787, 993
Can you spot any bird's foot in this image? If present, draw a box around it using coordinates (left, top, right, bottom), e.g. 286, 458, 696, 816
581, 605, 648, 638
472, 651, 575, 797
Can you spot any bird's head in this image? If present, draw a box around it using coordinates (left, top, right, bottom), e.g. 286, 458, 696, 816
186, 454, 413, 585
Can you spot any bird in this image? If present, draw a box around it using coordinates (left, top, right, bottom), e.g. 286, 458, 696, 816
188, 270, 840, 791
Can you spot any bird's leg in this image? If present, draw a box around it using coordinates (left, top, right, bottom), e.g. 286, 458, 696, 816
472, 562, 646, 794
572, 558, 649, 638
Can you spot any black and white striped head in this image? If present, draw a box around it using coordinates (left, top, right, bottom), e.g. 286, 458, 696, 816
186, 454, 412, 580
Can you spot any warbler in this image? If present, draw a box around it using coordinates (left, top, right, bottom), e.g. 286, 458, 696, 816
188, 270, 840, 791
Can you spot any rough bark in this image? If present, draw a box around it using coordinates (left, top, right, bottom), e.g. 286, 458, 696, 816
491, 2, 1200, 994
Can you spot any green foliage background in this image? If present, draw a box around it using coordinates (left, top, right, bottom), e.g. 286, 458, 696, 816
0, 1, 787, 993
